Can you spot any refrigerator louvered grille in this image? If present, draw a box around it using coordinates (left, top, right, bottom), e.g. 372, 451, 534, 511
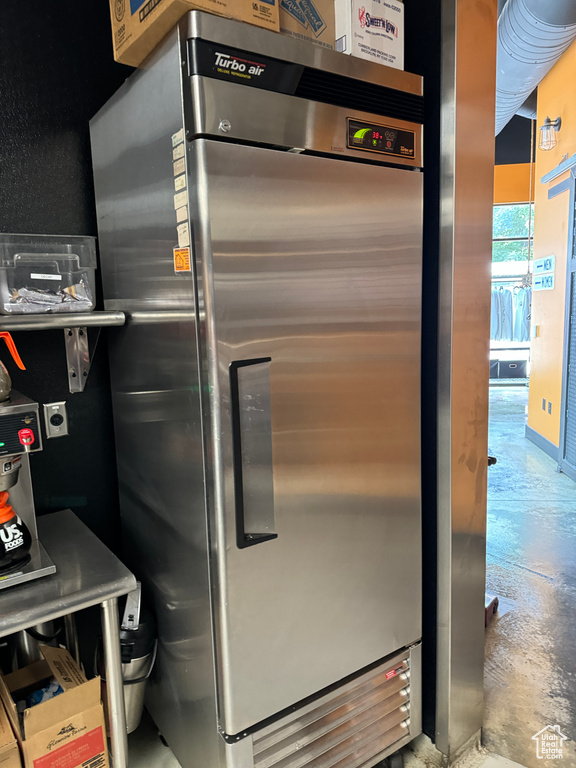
294, 69, 425, 123
253, 658, 411, 768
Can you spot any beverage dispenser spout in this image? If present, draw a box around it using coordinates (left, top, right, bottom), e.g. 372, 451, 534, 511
0, 333, 26, 402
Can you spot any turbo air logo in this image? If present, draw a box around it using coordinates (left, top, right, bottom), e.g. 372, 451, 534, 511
214, 52, 266, 78
358, 7, 398, 36
0, 524, 23, 551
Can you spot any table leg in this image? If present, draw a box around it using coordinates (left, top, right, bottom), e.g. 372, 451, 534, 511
101, 598, 129, 768
64, 614, 81, 666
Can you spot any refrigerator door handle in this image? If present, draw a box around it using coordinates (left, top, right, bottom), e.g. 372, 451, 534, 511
229, 357, 277, 548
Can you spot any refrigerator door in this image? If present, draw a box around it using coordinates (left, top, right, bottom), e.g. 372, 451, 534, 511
191, 140, 422, 736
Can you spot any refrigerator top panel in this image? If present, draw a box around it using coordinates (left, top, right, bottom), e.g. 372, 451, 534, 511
185, 11, 422, 96
181, 12, 423, 168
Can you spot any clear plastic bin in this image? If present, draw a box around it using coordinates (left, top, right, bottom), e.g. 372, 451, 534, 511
0, 234, 97, 314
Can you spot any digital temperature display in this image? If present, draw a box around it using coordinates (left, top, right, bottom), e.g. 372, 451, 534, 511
347, 119, 415, 159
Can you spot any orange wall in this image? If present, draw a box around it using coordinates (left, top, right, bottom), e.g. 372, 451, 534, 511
527, 41, 576, 446
494, 163, 534, 204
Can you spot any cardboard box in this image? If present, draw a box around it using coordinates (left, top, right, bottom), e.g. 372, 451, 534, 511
111, 0, 280, 67
0, 647, 108, 768
335, 0, 404, 70
0, 696, 20, 768
279, 0, 335, 49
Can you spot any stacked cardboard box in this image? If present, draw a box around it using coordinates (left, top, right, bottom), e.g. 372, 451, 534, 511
0, 646, 108, 768
335, 0, 404, 69
109, 0, 407, 72
279, 0, 335, 49
0, 696, 19, 768
110, 0, 279, 66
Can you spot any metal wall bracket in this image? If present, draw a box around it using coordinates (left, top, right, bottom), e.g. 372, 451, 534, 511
64, 327, 90, 393
0, 312, 125, 394
64, 326, 103, 394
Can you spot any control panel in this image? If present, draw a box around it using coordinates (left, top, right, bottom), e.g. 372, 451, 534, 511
347, 118, 416, 160
0, 405, 42, 456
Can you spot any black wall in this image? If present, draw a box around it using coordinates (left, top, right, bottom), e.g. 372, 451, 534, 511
0, 2, 132, 552
495, 114, 535, 165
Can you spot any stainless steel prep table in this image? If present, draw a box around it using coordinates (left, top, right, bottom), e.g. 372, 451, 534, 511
0, 509, 136, 768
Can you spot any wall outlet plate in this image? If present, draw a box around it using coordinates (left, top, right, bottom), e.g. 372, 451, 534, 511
43, 401, 69, 439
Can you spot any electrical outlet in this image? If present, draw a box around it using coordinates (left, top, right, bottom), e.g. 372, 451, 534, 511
43, 402, 69, 439
548, 401, 552, 415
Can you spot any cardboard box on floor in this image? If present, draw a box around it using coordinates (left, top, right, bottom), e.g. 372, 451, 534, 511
0, 695, 20, 768
279, 0, 335, 49
335, 0, 404, 70
0, 646, 108, 768
111, 0, 280, 67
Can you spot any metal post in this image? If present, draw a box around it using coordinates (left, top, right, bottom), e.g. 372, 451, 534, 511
101, 598, 129, 768
64, 614, 81, 666
435, 0, 496, 755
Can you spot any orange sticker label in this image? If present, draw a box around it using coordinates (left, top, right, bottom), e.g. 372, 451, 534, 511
173, 247, 191, 273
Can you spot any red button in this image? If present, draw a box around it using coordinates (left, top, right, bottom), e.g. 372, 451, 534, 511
18, 428, 35, 447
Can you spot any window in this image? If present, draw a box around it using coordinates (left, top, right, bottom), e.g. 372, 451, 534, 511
492, 203, 534, 263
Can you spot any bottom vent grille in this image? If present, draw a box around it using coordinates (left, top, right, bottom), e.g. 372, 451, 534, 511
252, 654, 412, 768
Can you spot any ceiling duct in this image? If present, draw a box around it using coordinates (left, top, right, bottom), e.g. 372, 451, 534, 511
516, 89, 538, 120
495, 0, 576, 135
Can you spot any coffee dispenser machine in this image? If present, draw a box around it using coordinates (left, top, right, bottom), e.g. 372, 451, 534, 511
0, 334, 55, 588
0, 393, 56, 588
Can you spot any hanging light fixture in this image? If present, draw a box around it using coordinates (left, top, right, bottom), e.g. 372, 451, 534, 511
538, 116, 561, 151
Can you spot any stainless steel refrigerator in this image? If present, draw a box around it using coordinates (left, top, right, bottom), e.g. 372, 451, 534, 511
91, 12, 423, 768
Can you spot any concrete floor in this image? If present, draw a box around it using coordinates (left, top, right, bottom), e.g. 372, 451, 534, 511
129, 710, 181, 768
484, 385, 576, 767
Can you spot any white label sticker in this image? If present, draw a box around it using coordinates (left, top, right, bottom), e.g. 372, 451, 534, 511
534, 274, 555, 291
173, 144, 185, 161
534, 255, 555, 274
174, 190, 187, 210
173, 158, 185, 176
176, 205, 188, 223
30, 273, 61, 281
172, 129, 185, 147
177, 222, 190, 248
174, 174, 186, 191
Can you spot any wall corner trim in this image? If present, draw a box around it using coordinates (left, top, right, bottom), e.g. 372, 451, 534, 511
548, 176, 573, 199
525, 424, 559, 461
541, 153, 576, 185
